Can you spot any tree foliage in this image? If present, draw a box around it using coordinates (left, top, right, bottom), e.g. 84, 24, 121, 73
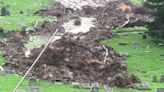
144, 0, 164, 42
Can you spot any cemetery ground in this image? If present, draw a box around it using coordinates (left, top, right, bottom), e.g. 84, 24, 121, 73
0, 0, 164, 92
0, 27, 164, 92
102, 28, 164, 92
0, 0, 51, 31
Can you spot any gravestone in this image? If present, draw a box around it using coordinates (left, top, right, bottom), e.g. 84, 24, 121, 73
62, 78, 72, 84
15, 90, 25, 92
160, 54, 164, 56
2, 66, 10, 70
26, 86, 42, 92
4, 69, 15, 74
152, 76, 158, 82
29, 77, 37, 86
81, 83, 91, 89
0, 27, 4, 33
119, 52, 129, 57
3, 66, 15, 74
157, 88, 164, 92
17, 20, 25, 26
71, 82, 81, 88
132, 41, 140, 45
105, 87, 114, 92
0, 72, 8, 77
91, 82, 99, 88
136, 83, 150, 90
118, 43, 128, 45
27, 9, 31, 16
160, 75, 164, 82
142, 34, 147, 39
91, 86, 99, 92
19, 11, 24, 14
1, 6, 10, 16
160, 59, 164, 61
158, 43, 164, 46
54, 79, 63, 85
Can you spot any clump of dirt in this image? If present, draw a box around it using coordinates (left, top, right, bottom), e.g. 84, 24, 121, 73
0, 0, 143, 88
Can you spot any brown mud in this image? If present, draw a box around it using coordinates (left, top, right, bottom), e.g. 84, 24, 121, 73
0, 0, 149, 87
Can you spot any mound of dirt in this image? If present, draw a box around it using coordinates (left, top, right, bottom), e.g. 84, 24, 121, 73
0, 0, 143, 87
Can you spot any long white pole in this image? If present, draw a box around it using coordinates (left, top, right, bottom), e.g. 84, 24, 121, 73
13, 29, 59, 92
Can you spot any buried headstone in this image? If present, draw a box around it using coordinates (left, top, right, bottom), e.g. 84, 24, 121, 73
152, 76, 158, 82
26, 86, 42, 92
29, 77, 37, 86
2, 66, 15, 74
160, 75, 164, 82
119, 52, 129, 57
91, 82, 99, 88
91, 86, 99, 92
54, 79, 63, 85
135, 83, 151, 90
160, 54, 164, 56
0, 27, 4, 33
158, 43, 164, 46
4, 69, 15, 74
132, 41, 140, 45
160, 58, 164, 61
104, 86, 114, 92
81, 83, 91, 89
157, 88, 164, 92
71, 82, 81, 88
17, 20, 25, 26
91, 83, 100, 92
142, 34, 147, 39
118, 42, 128, 46
15, 90, 26, 92
1, 6, 10, 16
0, 72, 8, 77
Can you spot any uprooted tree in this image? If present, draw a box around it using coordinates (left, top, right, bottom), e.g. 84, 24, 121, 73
144, 0, 164, 42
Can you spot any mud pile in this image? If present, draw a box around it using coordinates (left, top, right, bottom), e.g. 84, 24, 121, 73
1, 29, 140, 87
0, 0, 143, 87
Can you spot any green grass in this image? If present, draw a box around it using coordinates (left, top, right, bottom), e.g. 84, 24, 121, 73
102, 28, 164, 92
0, 74, 91, 92
0, 0, 50, 15
130, 0, 144, 4
0, 0, 51, 31
114, 27, 148, 33
0, 16, 48, 31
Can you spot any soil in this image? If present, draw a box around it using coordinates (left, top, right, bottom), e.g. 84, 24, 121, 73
0, 0, 147, 87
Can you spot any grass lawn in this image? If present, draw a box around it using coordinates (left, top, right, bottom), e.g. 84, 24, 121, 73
102, 28, 164, 92
0, 16, 48, 31
130, 0, 143, 4
1, 0, 163, 92
0, 0, 51, 31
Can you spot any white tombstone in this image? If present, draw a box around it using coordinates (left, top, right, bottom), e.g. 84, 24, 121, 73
15, 90, 25, 92
136, 83, 150, 90
81, 83, 91, 89
71, 82, 81, 88
119, 52, 129, 57
26, 86, 42, 92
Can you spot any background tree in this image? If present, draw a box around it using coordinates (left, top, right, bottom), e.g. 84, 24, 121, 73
144, 0, 164, 42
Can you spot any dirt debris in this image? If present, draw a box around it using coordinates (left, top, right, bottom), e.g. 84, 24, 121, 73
0, 0, 145, 88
